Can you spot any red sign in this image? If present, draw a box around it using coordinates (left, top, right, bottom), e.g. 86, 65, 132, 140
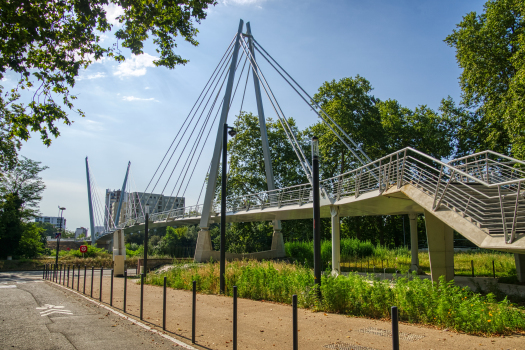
79, 245, 88, 253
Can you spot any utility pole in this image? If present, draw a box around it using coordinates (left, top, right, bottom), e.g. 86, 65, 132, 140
220, 124, 237, 294
312, 137, 321, 295
55, 206, 66, 267
144, 213, 149, 274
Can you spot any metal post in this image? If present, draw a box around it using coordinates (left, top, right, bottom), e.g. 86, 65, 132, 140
43, 265, 45, 279
312, 136, 321, 295
55, 207, 65, 267
471, 260, 474, 277
293, 294, 298, 350
77, 265, 80, 291
124, 271, 127, 313
493, 260, 496, 279
192, 280, 196, 344
91, 266, 94, 298
233, 286, 237, 350
71, 265, 74, 288
83, 265, 86, 294
67, 265, 70, 287
99, 268, 103, 302
144, 213, 149, 274
220, 124, 228, 294
199, 19, 244, 232
109, 269, 113, 306
140, 273, 144, 320
391, 306, 399, 350
163, 276, 167, 331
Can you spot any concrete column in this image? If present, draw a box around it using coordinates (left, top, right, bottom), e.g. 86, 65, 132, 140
424, 209, 454, 282
330, 206, 340, 275
408, 213, 419, 273
515, 254, 525, 283
270, 220, 285, 257
194, 228, 213, 262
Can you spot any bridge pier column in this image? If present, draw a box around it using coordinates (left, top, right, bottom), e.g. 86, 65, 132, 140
408, 213, 420, 273
424, 210, 454, 283
194, 228, 213, 262
515, 254, 525, 283
270, 220, 285, 256
330, 207, 340, 275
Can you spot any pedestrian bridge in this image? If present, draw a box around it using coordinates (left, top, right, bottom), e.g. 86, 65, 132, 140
97, 147, 525, 282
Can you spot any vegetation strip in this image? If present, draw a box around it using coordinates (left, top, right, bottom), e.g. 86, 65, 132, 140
145, 260, 525, 335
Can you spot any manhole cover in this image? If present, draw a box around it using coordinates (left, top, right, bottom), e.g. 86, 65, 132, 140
324, 342, 378, 350
357, 327, 425, 342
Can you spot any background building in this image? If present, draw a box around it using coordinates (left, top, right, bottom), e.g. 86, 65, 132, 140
34, 216, 66, 230
103, 190, 185, 228
75, 227, 87, 239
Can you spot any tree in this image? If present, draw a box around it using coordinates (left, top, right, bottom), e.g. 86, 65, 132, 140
0, 0, 216, 171
0, 156, 47, 258
16, 223, 45, 258
445, 0, 525, 157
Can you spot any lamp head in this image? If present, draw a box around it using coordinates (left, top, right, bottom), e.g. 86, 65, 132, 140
312, 136, 319, 158
228, 128, 237, 137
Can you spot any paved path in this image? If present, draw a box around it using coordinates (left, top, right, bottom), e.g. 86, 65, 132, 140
0, 271, 186, 350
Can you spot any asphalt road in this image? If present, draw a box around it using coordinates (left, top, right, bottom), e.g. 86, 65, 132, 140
0, 271, 188, 350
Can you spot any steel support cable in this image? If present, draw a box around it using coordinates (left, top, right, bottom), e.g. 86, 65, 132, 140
174, 55, 250, 207
129, 168, 145, 220
92, 175, 114, 232
166, 54, 250, 212
239, 64, 250, 115
253, 39, 374, 166
158, 46, 249, 210
240, 38, 312, 175
238, 39, 313, 183
146, 47, 237, 210
152, 49, 247, 213
89, 175, 108, 234
140, 39, 236, 205
252, 45, 369, 168
197, 162, 212, 206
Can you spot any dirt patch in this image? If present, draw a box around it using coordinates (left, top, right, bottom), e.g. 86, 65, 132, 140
50, 271, 525, 350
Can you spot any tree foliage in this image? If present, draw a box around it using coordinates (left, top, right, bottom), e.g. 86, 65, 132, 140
445, 0, 525, 157
0, 0, 216, 171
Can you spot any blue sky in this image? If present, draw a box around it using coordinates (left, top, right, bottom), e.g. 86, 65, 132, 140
11, 0, 486, 231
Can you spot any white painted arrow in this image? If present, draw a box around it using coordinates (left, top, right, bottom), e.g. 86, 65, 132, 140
37, 304, 73, 316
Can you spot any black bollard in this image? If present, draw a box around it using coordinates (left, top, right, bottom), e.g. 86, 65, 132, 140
99, 268, 103, 302
471, 260, 474, 277
91, 266, 94, 298
163, 276, 167, 331
67, 265, 70, 287
493, 260, 496, 279
124, 270, 127, 313
110, 269, 114, 306
391, 306, 399, 350
77, 265, 80, 291
192, 280, 196, 344
293, 294, 298, 350
59, 265, 62, 284
233, 286, 237, 350
83, 265, 86, 294
43, 265, 46, 279
62, 264, 65, 285
71, 265, 74, 289
140, 273, 144, 320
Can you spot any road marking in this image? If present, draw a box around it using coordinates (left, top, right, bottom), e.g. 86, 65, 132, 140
37, 304, 73, 316
48, 281, 198, 350
0, 285, 17, 289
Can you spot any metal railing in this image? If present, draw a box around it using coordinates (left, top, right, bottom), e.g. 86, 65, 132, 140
114, 147, 525, 244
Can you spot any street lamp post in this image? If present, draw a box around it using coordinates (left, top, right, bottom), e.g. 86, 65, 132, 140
220, 123, 236, 294
55, 206, 66, 268
312, 137, 321, 294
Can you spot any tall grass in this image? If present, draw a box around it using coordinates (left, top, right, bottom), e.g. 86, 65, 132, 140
287, 240, 517, 277
146, 260, 525, 335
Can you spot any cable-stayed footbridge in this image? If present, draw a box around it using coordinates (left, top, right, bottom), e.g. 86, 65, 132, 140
89, 20, 525, 283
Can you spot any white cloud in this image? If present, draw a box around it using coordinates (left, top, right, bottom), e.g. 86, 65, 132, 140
105, 3, 125, 27
77, 72, 106, 80
122, 96, 159, 102
145, 87, 151, 90
114, 53, 158, 78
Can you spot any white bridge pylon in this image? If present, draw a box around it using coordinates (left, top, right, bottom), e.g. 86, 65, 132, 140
98, 20, 525, 283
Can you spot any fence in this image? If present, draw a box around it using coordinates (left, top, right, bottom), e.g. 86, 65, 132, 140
42, 263, 402, 350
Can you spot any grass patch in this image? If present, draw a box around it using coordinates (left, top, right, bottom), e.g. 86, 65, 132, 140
146, 260, 525, 335
286, 240, 517, 278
